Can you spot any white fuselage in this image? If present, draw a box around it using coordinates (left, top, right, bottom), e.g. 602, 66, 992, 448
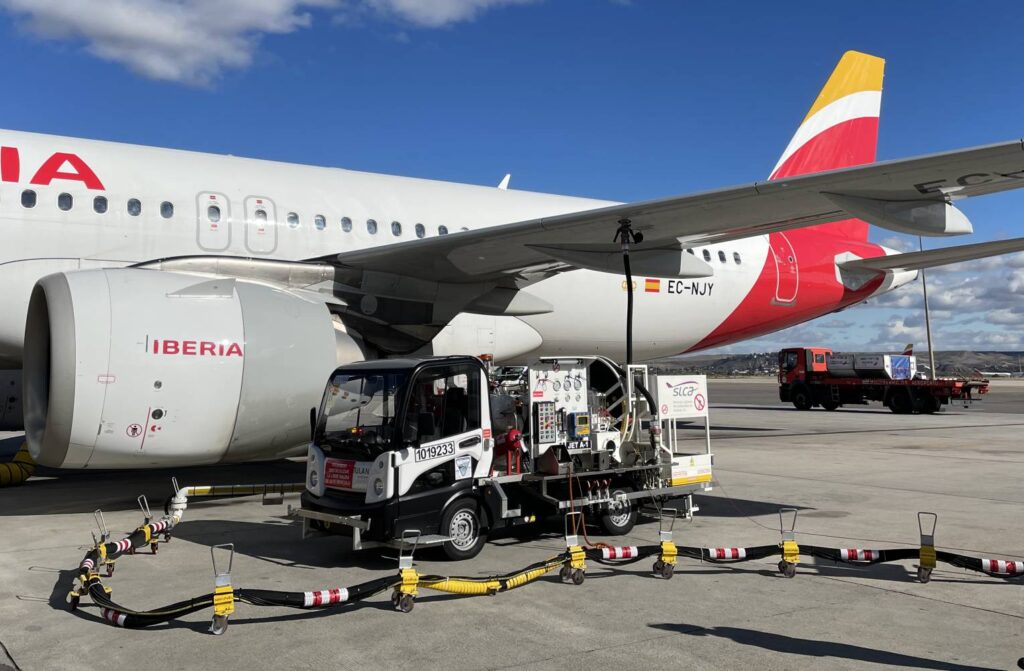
0, 129, 769, 368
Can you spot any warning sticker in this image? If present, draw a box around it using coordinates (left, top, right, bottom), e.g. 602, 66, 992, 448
454, 454, 473, 480
324, 459, 370, 491
656, 375, 710, 419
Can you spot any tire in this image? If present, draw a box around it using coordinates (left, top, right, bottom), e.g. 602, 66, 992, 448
887, 390, 912, 414
439, 498, 487, 560
920, 395, 941, 414
821, 399, 840, 411
791, 386, 813, 411
599, 487, 637, 535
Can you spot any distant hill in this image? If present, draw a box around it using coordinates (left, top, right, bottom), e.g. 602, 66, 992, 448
655, 350, 1024, 378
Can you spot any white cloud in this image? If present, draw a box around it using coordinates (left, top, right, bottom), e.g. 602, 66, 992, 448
868, 317, 926, 346
878, 235, 918, 254
360, 0, 537, 28
0, 0, 537, 86
0, 0, 339, 86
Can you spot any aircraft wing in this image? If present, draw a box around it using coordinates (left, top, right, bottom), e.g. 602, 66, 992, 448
839, 237, 1024, 273
320, 140, 1024, 283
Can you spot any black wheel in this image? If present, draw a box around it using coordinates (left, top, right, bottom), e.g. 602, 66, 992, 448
571, 569, 585, 585
783, 563, 796, 578
440, 499, 486, 561
917, 566, 932, 584
560, 565, 572, 583
821, 399, 840, 411
653, 559, 665, 576
791, 387, 812, 411
888, 390, 912, 414
106, 564, 115, 577
151, 543, 159, 555
660, 562, 675, 580
67, 593, 79, 611
210, 615, 229, 635
398, 593, 415, 613
920, 395, 941, 414
599, 487, 637, 535
391, 591, 400, 608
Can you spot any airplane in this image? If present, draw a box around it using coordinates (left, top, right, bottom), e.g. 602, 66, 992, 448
2, 50, 1024, 472
975, 369, 1012, 378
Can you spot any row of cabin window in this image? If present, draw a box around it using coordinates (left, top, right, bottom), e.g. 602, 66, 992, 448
284, 214, 467, 238
686, 247, 742, 265
19, 189, 461, 239
19, 189, 176, 219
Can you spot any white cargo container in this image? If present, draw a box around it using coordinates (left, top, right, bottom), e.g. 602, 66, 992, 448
854, 354, 917, 380
827, 353, 857, 377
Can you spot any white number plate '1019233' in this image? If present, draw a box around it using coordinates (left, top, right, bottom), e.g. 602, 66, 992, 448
414, 441, 455, 462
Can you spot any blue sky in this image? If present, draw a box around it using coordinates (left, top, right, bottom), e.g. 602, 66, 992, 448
0, 0, 1021, 353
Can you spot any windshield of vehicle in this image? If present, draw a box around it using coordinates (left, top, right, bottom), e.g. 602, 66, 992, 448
316, 371, 408, 457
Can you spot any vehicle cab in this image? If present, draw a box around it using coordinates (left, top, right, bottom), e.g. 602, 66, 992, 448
778, 347, 831, 399
300, 356, 494, 559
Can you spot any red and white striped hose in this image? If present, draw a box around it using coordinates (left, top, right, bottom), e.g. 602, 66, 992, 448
302, 588, 350, 607
600, 546, 639, 560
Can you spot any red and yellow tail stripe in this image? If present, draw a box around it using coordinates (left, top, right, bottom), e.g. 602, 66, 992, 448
770, 50, 885, 180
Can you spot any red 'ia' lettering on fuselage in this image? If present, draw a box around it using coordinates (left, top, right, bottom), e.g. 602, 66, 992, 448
152, 339, 244, 357
0, 147, 105, 190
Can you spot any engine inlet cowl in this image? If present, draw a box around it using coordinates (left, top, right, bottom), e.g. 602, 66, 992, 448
24, 269, 362, 468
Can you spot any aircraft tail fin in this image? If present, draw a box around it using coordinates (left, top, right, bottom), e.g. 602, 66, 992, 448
902, 343, 914, 356
770, 50, 885, 241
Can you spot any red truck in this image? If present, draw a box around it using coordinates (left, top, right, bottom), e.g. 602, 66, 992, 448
778, 347, 988, 414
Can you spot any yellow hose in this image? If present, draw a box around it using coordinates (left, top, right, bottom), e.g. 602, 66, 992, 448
0, 442, 34, 487
420, 559, 562, 595
421, 578, 502, 595
503, 564, 557, 590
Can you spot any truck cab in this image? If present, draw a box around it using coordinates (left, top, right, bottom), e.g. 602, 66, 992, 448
301, 356, 494, 559
778, 347, 832, 409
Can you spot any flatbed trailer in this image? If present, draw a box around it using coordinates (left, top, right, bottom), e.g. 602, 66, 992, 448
295, 355, 712, 559
778, 347, 988, 414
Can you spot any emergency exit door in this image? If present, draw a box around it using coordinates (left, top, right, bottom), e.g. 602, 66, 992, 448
196, 192, 231, 252
244, 196, 278, 254
770, 232, 798, 305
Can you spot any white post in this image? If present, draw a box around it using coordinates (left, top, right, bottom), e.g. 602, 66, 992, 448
919, 236, 937, 378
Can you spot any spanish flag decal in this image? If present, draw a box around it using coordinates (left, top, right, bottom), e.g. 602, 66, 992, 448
644, 278, 660, 293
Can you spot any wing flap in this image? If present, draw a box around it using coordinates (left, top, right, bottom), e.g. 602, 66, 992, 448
326, 140, 1024, 283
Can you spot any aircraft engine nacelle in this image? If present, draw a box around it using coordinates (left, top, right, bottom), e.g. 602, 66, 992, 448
23, 269, 364, 469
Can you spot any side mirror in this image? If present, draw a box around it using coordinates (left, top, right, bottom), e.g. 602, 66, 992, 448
309, 407, 317, 442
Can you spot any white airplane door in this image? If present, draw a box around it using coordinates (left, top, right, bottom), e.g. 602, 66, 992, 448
770, 232, 798, 305
244, 196, 278, 254
196, 192, 231, 252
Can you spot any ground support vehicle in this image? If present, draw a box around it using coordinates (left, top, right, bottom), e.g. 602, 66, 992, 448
294, 355, 713, 559
778, 347, 988, 414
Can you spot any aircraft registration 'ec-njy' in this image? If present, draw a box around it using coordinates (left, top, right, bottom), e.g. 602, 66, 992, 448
1, 50, 1023, 469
